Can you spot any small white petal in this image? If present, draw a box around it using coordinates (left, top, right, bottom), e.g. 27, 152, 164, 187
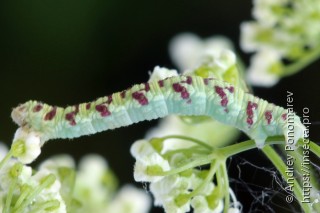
170, 33, 235, 72
213, 49, 237, 70
228, 207, 241, 213
204, 36, 234, 53
192, 196, 224, 213
150, 175, 180, 206
240, 22, 262, 53
148, 66, 178, 82
106, 185, 151, 213
78, 154, 108, 178
163, 200, 191, 213
0, 142, 8, 160
0, 160, 32, 191
133, 153, 170, 182
169, 33, 203, 70
246, 50, 281, 87
39, 154, 75, 171
12, 128, 42, 164
130, 140, 156, 160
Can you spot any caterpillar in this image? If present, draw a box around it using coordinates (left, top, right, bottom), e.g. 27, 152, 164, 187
11, 75, 305, 148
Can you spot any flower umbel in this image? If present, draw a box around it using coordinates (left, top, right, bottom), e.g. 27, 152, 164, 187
241, 0, 320, 86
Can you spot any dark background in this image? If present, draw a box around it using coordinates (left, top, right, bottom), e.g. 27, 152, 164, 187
0, 1, 319, 212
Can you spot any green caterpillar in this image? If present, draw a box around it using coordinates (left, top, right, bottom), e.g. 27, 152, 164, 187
11, 75, 305, 148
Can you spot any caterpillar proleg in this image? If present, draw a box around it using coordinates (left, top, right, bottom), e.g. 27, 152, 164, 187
11, 75, 305, 148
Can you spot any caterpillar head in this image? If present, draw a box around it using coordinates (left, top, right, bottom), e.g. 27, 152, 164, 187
11, 101, 30, 126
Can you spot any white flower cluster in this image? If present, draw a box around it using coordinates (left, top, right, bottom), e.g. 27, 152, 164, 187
0, 143, 151, 213
0, 143, 66, 213
241, 0, 320, 86
130, 138, 242, 213
130, 139, 220, 213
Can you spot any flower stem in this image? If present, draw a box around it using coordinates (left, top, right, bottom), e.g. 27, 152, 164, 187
310, 141, 320, 157
220, 162, 230, 213
14, 185, 32, 210
262, 145, 312, 213
29, 200, 60, 213
219, 136, 285, 158
0, 150, 13, 171
281, 45, 320, 77
188, 161, 219, 198
13, 174, 56, 213
4, 178, 18, 213
162, 154, 216, 176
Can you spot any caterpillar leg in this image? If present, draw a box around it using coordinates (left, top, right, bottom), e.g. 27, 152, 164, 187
246, 126, 269, 149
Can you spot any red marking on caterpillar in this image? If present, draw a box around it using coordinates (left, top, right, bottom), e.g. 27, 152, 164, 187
65, 106, 80, 126
132, 91, 149, 105
226, 86, 234, 93
186, 76, 192, 85
44, 107, 57, 121
246, 101, 258, 126
215, 86, 228, 107
74, 105, 79, 114
172, 83, 190, 99
33, 104, 43, 112
158, 80, 164, 87
204, 79, 209, 85
95, 104, 111, 117
265, 110, 272, 125
86, 103, 91, 110
65, 112, 77, 126
120, 91, 126, 98
107, 95, 113, 104
180, 76, 193, 85
282, 113, 287, 121
203, 78, 215, 85
144, 83, 150, 92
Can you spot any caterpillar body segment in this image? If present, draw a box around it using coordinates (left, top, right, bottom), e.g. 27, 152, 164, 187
11, 75, 305, 147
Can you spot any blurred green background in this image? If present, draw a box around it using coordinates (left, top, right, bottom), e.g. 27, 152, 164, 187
1, 1, 319, 212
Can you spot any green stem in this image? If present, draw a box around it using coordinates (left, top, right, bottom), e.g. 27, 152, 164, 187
4, 178, 18, 213
161, 154, 216, 176
188, 161, 219, 198
13, 174, 56, 213
262, 145, 312, 213
279, 145, 320, 190
29, 200, 60, 213
0, 150, 13, 171
220, 162, 230, 213
310, 141, 320, 157
163, 135, 213, 151
14, 185, 31, 210
281, 45, 320, 77
220, 136, 285, 158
